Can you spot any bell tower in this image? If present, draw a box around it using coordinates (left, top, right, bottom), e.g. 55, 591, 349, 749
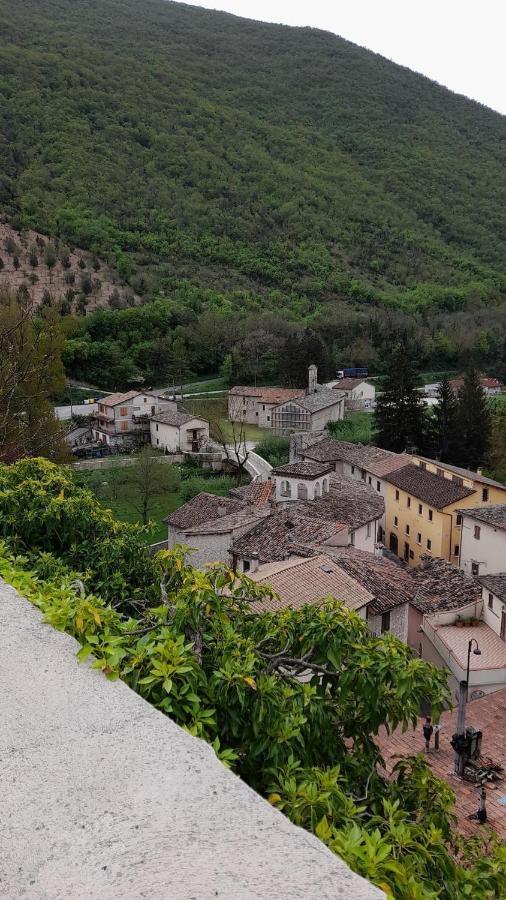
308, 364, 318, 394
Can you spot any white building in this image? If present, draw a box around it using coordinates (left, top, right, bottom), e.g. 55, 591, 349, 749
459, 505, 506, 578
151, 409, 209, 453
93, 390, 174, 446
326, 378, 375, 409
421, 602, 506, 699
271, 461, 332, 502
478, 575, 506, 642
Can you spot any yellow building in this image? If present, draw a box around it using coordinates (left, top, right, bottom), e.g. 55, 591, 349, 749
383, 461, 506, 568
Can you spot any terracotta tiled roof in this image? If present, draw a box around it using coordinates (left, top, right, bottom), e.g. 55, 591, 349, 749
229, 480, 275, 505
384, 465, 476, 507
100, 389, 167, 408
414, 458, 506, 489
228, 386, 305, 404
165, 493, 246, 528
231, 510, 345, 564
99, 390, 140, 408
302, 438, 411, 478
377, 690, 506, 838
459, 505, 506, 530
411, 555, 481, 614
151, 408, 207, 427
294, 473, 384, 528
324, 549, 481, 617
449, 375, 502, 392
478, 574, 506, 604
248, 555, 373, 613
323, 547, 415, 616
272, 461, 333, 479
184, 508, 266, 536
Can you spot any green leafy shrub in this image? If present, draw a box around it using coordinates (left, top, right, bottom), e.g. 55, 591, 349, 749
0, 457, 504, 896
179, 475, 236, 503
255, 435, 290, 467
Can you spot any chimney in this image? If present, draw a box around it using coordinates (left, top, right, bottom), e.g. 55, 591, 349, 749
308, 364, 318, 394
477, 468, 483, 476
249, 552, 259, 574
374, 542, 384, 558
217, 503, 227, 517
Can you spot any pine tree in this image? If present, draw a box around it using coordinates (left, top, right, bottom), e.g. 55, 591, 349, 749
455, 370, 492, 470
490, 404, 506, 482
428, 376, 458, 462
374, 345, 425, 452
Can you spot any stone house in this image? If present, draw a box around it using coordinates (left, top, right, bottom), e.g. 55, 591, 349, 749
457, 505, 506, 578
326, 378, 375, 409
271, 389, 345, 433
228, 386, 305, 427
165, 493, 269, 569
248, 554, 374, 618
150, 408, 209, 453
297, 438, 411, 538
227, 365, 345, 432
93, 390, 175, 446
231, 473, 384, 572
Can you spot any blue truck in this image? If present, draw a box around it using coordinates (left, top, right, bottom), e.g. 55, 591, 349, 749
337, 367, 369, 379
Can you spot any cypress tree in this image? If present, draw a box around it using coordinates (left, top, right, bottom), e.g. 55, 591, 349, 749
428, 376, 458, 462
455, 370, 491, 470
374, 345, 425, 452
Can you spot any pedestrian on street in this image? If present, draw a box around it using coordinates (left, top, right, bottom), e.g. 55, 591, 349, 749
422, 716, 433, 752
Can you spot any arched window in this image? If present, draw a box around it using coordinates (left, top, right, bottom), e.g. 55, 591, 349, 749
322, 478, 328, 494
314, 482, 321, 498
281, 480, 291, 497
297, 482, 308, 500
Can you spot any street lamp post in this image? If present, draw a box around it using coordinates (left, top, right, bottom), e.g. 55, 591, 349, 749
466, 638, 481, 701
454, 638, 481, 775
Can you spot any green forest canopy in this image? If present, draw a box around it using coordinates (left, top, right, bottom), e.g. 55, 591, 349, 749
1, 0, 506, 386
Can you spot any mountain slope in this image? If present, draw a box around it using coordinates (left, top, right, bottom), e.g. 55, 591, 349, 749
0, 222, 140, 313
1, 0, 505, 317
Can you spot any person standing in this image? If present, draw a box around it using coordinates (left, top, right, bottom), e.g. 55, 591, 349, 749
423, 716, 433, 752
434, 719, 441, 752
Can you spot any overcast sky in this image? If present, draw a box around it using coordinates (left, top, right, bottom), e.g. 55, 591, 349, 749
181, 0, 505, 115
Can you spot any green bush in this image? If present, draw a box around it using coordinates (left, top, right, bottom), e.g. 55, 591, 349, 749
328, 413, 373, 445
179, 475, 236, 503
255, 436, 290, 468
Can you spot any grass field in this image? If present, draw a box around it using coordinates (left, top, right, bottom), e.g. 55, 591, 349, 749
184, 395, 270, 441
182, 376, 227, 395
328, 411, 374, 444
74, 463, 236, 543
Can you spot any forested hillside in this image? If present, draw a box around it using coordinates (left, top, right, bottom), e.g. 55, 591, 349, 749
1, 0, 506, 386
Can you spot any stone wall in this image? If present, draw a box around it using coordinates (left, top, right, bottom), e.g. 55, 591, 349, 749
0, 579, 383, 899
